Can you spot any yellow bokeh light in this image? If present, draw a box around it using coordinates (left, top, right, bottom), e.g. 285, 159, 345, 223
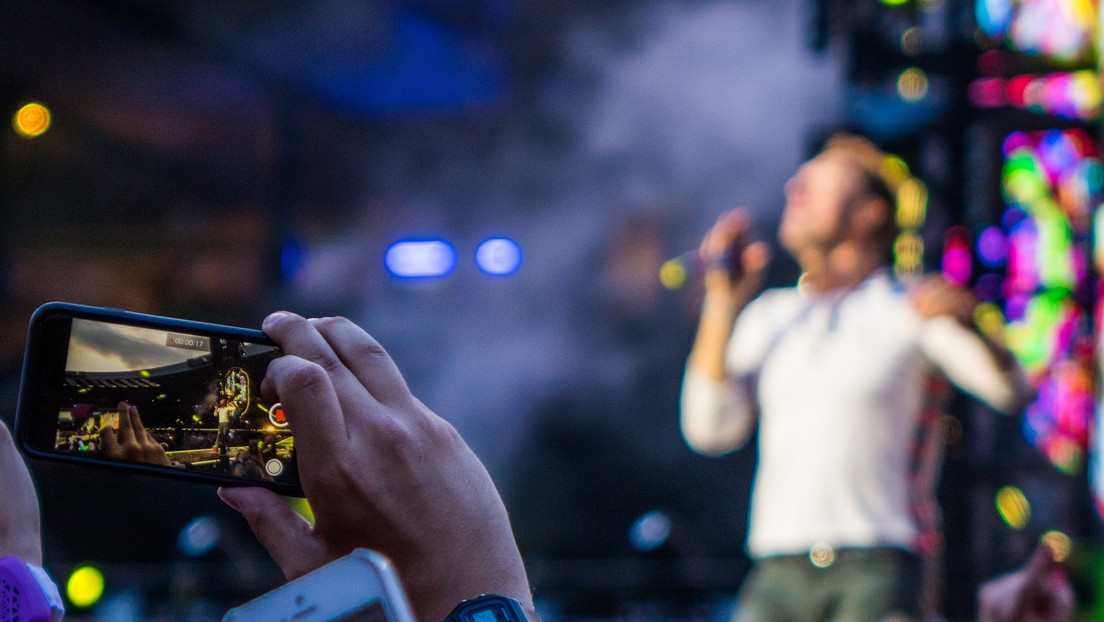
897, 68, 929, 102
973, 302, 1006, 338
995, 486, 1031, 530
1041, 530, 1072, 563
882, 154, 912, 187
659, 259, 688, 290
896, 178, 929, 230
13, 102, 51, 138
879, 0, 909, 5
66, 565, 105, 608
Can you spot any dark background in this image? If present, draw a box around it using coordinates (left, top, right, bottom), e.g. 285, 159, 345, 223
0, 1, 1098, 620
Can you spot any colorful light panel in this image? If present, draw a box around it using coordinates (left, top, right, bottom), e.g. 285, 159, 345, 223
976, 0, 1098, 62
969, 70, 1103, 121
991, 129, 1100, 475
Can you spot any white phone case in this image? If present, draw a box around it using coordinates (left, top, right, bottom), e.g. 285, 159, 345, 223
222, 549, 416, 622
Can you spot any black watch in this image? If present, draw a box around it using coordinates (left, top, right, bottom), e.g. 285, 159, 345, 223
443, 594, 527, 622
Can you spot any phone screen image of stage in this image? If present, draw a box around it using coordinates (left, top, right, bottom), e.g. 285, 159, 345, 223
55, 318, 295, 485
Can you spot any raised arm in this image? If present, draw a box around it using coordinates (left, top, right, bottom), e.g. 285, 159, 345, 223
681, 210, 769, 455
912, 275, 1034, 414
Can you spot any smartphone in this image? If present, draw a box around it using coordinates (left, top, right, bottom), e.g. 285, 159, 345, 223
15, 302, 303, 496
221, 549, 416, 622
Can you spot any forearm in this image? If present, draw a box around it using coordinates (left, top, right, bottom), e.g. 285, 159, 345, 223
687, 294, 743, 382
923, 317, 1034, 415
680, 369, 755, 455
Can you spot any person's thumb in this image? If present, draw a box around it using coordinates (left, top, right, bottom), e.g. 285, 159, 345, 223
218, 487, 328, 580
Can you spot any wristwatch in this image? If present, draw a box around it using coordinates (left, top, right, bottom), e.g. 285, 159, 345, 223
0, 556, 65, 622
443, 594, 527, 622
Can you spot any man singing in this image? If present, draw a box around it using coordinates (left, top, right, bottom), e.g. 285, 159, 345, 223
681, 135, 1034, 622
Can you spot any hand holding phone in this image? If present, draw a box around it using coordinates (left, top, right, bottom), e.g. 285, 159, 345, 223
218, 313, 534, 622
16, 302, 301, 496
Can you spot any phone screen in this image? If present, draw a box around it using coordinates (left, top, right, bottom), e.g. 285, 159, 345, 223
39, 315, 297, 488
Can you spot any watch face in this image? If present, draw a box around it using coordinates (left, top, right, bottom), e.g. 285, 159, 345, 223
471, 610, 503, 622
447, 595, 526, 622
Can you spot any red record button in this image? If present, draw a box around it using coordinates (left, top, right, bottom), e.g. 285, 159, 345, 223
269, 403, 289, 428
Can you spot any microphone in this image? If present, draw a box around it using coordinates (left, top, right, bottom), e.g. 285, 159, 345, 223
659, 245, 742, 290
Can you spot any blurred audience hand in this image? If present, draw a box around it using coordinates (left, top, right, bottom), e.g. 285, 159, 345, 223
978, 542, 1074, 622
100, 401, 171, 466
218, 313, 533, 622
910, 274, 978, 326
0, 420, 43, 566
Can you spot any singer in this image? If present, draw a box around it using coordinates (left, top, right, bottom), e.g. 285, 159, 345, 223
680, 134, 1034, 622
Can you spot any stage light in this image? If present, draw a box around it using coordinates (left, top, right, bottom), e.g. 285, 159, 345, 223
12, 102, 51, 138
976, 0, 1014, 37
942, 228, 973, 287
882, 154, 911, 186
900, 27, 923, 56
895, 178, 928, 230
896, 68, 929, 102
629, 510, 672, 552
1041, 530, 1072, 562
969, 77, 1005, 108
178, 515, 221, 557
893, 232, 924, 278
475, 237, 522, 276
384, 239, 456, 279
976, 226, 1007, 267
879, 0, 909, 6
973, 302, 1005, 338
995, 485, 1031, 529
659, 258, 688, 290
66, 565, 105, 609
280, 239, 304, 280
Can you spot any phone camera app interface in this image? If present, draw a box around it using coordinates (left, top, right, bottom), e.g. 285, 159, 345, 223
57, 319, 295, 485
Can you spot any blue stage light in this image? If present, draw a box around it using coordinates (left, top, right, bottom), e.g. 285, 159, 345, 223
475, 237, 522, 276
385, 239, 457, 279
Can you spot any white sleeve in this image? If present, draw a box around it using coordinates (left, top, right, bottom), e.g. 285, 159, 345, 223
919, 315, 1034, 414
679, 295, 774, 456
680, 368, 756, 455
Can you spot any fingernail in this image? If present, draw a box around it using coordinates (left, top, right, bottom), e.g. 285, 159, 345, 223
263, 312, 289, 329
217, 487, 242, 510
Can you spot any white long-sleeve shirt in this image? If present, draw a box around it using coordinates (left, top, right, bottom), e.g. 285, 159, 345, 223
681, 271, 1032, 557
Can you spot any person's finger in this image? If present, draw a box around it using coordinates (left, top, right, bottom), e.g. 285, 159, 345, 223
0, 420, 43, 565
99, 425, 119, 457
218, 487, 328, 581
260, 355, 349, 473
263, 312, 376, 413
310, 317, 413, 408
116, 401, 135, 445
128, 406, 147, 437
742, 241, 771, 274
